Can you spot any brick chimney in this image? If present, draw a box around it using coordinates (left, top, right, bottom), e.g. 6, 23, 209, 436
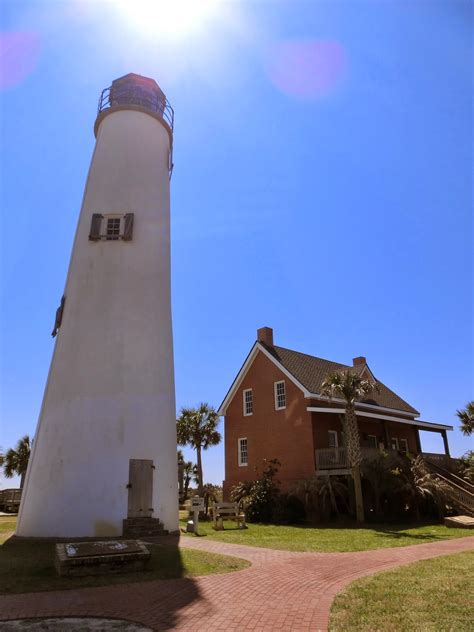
353, 356, 366, 366
257, 327, 274, 347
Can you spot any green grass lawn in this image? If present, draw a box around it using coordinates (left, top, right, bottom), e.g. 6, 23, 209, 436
330, 551, 474, 631
0, 516, 17, 544
0, 516, 249, 594
182, 518, 473, 552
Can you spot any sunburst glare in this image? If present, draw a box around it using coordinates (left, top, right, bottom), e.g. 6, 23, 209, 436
117, 0, 220, 38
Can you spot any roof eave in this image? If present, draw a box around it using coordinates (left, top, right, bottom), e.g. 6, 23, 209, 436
308, 393, 419, 418
218, 342, 311, 416
306, 406, 453, 431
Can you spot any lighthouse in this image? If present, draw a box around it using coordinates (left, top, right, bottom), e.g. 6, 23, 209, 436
16, 74, 178, 537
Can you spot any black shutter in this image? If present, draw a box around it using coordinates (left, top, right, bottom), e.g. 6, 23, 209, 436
123, 213, 134, 241
89, 214, 103, 241
51, 295, 66, 338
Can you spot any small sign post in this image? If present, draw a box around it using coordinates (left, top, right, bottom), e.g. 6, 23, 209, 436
190, 496, 205, 536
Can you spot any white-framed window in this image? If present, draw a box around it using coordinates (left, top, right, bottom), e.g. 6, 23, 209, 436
328, 430, 338, 448
89, 212, 134, 242
400, 438, 409, 454
274, 380, 286, 410
238, 437, 248, 466
391, 437, 399, 451
243, 389, 253, 416
367, 435, 378, 449
105, 216, 121, 240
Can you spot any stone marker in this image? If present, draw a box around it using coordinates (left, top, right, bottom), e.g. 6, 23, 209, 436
55, 540, 151, 577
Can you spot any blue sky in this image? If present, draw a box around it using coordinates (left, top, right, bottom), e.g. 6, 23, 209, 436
1, 1, 472, 488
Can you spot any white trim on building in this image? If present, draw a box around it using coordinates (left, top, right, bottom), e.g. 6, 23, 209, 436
306, 407, 453, 431
274, 380, 286, 410
238, 437, 248, 466
243, 388, 253, 416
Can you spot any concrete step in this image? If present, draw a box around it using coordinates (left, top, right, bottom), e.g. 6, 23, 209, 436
444, 515, 474, 529
122, 517, 169, 538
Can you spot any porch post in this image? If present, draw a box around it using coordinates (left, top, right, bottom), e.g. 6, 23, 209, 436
414, 428, 422, 454
441, 429, 450, 456
382, 421, 390, 449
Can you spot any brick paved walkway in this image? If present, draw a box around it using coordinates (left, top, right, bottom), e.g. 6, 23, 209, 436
0, 535, 473, 631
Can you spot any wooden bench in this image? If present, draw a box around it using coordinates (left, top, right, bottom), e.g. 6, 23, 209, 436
211, 502, 247, 530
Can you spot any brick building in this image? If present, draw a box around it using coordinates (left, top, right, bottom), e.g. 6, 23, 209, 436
219, 327, 452, 499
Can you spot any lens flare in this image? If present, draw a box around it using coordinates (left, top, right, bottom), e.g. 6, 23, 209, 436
267, 40, 347, 100
0, 32, 41, 91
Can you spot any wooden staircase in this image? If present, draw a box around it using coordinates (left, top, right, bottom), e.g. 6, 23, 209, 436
423, 456, 474, 517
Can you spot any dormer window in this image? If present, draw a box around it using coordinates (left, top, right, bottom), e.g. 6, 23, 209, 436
89, 213, 134, 242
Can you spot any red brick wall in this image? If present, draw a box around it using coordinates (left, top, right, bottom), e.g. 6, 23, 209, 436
223, 351, 423, 498
223, 350, 314, 499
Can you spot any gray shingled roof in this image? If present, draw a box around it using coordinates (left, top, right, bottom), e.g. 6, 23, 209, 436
264, 344, 419, 415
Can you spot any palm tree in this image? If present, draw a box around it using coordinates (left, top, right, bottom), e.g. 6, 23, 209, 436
183, 460, 197, 501
317, 475, 350, 518
411, 455, 452, 519
2, 435, 31, 489
177, 450, 185, 499
176, 403, 221, 496
457, 401, 474, 436
320, 370, 378, 523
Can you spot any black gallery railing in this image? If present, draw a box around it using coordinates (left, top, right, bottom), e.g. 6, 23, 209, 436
97, 86, 174, 133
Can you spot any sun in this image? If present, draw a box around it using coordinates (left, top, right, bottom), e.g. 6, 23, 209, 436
117, 0, 219, 38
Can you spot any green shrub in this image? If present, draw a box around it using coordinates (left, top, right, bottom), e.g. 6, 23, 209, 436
231, 459, 282, 523
273, 494, 306, 524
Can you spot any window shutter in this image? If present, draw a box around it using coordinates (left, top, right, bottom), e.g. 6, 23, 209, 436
123, 213, 134, 241
51, 295, 66, 338
89, 214, 103, 241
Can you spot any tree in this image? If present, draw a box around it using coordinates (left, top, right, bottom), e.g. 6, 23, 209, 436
202, 483, 222, 516
231, 459, 281, 523
320, 370, 378, 523
458, 451, 474, 484
457, 401, 474, 436
411, 455, 452, 519
177, 450, 185, 499
176, 403, 221, 496
362, 451, 419, 521
2, 435, 31, 489
183, 460, 197, 501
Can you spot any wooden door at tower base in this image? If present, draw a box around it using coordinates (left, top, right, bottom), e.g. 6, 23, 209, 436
128, 459, 154, 518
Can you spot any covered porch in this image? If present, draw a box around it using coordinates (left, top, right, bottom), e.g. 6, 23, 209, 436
314, 446, 454, 474
308, 405, 453, 476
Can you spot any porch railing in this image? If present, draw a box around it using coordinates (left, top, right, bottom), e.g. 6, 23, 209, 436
315, 447, 349, 470
315, 447, 451, 471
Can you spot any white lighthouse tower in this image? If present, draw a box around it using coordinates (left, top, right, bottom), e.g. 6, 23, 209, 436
17, 74, 178, 537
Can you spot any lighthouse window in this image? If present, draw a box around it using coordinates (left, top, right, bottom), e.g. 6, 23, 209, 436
89, 213, 134, 241
106, 217, 121, 240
